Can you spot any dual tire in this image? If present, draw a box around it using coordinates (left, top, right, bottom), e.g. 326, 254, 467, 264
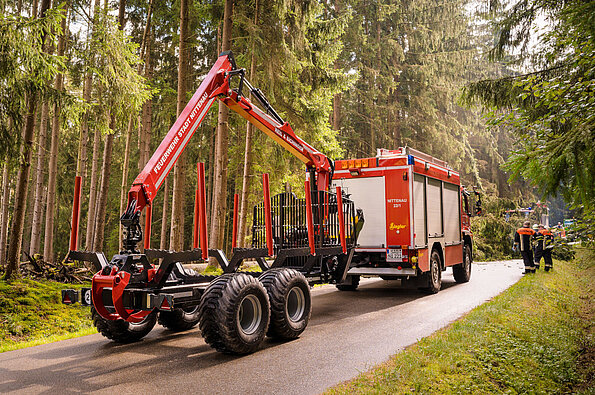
420, 249, 442, 294
259, 268, 311, 340
198, 269, 311, 355
453, 244, 472, 283
91, 306, 157, 343
158, 305, 201, 331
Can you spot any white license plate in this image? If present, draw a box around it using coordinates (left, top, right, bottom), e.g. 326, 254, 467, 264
386, 248, 403, 262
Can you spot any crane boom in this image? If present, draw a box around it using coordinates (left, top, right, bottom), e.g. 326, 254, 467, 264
121, 51, 333, 251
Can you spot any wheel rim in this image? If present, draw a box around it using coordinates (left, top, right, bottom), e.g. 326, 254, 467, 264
465, 249, 471, 273
182, 305, 199, 314
238, 294, 262, 335
286, 286, 305, 323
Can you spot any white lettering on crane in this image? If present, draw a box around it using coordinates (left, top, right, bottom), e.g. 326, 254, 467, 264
153, 92, 209, 175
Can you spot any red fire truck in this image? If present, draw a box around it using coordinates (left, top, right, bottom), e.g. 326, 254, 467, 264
332, 147, 476, 293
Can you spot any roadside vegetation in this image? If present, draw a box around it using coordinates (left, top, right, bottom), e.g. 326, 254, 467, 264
328, 246, 594, 394
0, 279, 93, 352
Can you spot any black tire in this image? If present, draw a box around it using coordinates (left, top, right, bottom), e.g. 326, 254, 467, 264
91, 306, 157, 343
420, 249, 441, 294
336, 275, 360, 291
453, 244, 472, 283
198, 273, 270, 354
158, 305, 200, 331
259, 268, 311, 340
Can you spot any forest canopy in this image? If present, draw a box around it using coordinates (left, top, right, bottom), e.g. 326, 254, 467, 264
1, 0, 585, 277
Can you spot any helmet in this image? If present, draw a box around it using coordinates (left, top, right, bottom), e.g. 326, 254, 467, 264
532, 224, 539, 230
523, 221, 531, 227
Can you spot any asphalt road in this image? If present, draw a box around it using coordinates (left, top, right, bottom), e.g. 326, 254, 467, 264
0, 260, 523, 395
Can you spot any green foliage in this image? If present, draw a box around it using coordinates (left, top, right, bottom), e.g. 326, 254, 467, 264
90, 12, 152, 131
470, 196, 520, 261
327, 250, 594, 394
0, 278, 93, 351
471, 213, 516, 261
552, 240, 576, 262
463, 0, 595, 232
0, 8, 65, 159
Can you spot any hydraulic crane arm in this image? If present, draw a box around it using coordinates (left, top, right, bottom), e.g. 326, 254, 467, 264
121, 51, 333, 251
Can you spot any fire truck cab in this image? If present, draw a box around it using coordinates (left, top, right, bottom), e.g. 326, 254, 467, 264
332, 147, 474, 293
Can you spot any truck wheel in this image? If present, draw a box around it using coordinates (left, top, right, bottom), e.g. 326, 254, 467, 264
336, 275, 360, 291
158, 305, 200, 331
420, 250, 441, 294
453, 244, 472, 283
198, 273, 270, 354
91, 306, 157, 343
259, 268, 311, 340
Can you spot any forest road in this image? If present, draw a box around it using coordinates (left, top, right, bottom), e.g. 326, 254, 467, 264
0, 260, 523, 395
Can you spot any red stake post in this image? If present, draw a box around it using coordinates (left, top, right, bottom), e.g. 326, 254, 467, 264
304, 181, 316, 256
336, 186, 347, 254
69, 176, 82, 251
232, 193, 239, 249
144, 204, 152, 250
263, 174, 273, 257
197, 162, 209, 260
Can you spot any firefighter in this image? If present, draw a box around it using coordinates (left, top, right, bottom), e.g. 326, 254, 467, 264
513, 221, 536, 274
532, 224, 541, 269
535, 224, 555, 271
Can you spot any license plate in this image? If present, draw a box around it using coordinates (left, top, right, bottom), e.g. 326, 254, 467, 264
386, 248, 403, 262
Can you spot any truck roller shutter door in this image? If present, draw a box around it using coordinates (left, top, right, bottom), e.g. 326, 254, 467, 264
427, 178, 443, 238
443, 182, 461, 244
413, 174, 426, 247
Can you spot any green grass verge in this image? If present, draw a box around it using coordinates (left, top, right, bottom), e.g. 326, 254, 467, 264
327, 247, 594, 394
0, 278, 94, 353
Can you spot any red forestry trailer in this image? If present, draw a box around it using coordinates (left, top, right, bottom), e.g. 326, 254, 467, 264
62, 51, 479, 355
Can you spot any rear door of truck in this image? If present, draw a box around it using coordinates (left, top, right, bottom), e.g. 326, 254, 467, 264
333, 176, 386, 248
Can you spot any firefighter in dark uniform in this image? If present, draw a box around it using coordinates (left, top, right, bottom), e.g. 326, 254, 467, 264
532, 224, 540, 269
535, 224, 554, 271
514, 221, 536, 274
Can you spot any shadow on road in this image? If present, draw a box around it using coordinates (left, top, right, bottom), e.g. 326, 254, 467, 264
310, 277, 458, 327
0, 276, 461, 394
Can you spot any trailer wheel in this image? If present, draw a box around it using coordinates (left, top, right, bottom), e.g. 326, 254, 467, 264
336, 275, 360, 291
420, 249, 441, 294
259, 268, 311, 340
453, 244, 472, 283
198, 273, 270, 354
158, 305, 200, 331
91, 307, 157, 343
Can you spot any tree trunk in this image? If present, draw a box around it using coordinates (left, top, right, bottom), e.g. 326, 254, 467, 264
207, 126, 215, 219
85, 126, 102, 250
84, 0, 103, 251
29, 102, 50, 256
21, 131, 37, 256
0, 161, 11, 265
43, 3, 68, 263
119, 116, 134, 250
160, 177, 170, 250
169, 0, 190, 251
5, 98, 37, 277
209, 0, 233, 256
93, 119, 115, 252
138, 0, 153, 172
237, 0, 258, 248
4, 0, 51, 278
